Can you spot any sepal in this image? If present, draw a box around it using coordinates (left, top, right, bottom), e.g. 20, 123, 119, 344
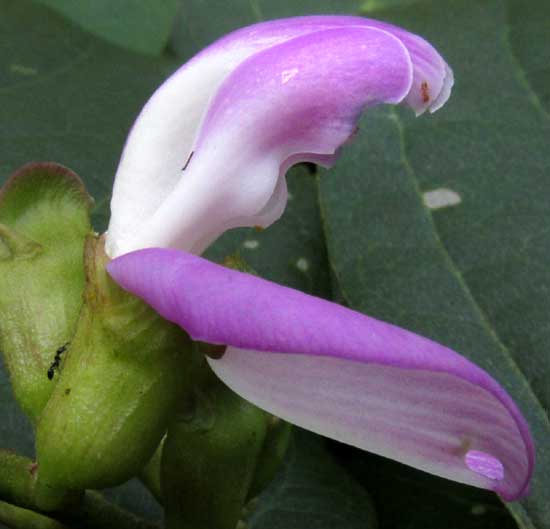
0, 162, 92, 421
35, 236, 194, 490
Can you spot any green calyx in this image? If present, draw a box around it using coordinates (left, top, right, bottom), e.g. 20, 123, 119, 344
161, 369, 268, 529
35, 235, 194, 492
0, 162, 93, 422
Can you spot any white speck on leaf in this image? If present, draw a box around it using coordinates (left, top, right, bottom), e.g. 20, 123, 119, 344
10, 64, 37, 76
296, 257, 309, 272
243, 240, 259, 250
423, 188, 462, 210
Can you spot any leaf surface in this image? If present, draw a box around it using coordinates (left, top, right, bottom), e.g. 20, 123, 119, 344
248, 430, 377, 529
33, 0, 180, 55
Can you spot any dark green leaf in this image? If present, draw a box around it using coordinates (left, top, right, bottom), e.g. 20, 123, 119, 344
0, 0, 178, 230
362, 0, 424, 11
248, 430, 377, 529
33, 0, 180, 55
508, 0, 550, 117
334, 445, 517, 529
319, 1, 550, 527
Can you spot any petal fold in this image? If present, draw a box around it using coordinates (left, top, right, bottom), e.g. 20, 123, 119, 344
107, 248, 534, 501
106, 16, 452, 257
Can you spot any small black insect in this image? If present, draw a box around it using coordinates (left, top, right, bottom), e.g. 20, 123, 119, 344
47, 342, 69, 381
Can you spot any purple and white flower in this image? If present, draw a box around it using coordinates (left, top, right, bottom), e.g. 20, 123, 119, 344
104, 16, 533, 501
105, 16, 453, 257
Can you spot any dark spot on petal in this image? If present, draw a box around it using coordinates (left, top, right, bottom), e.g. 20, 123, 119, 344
64, 388, 71, 396
421, 81, 430, 103
182, 151, 194, 171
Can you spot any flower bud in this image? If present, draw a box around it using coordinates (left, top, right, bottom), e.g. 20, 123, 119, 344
161, 369, 267, 529
0, 162, 92, 422
35, 236, 194, 491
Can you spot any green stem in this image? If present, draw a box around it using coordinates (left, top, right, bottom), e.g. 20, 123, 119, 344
0, 449, 78, 511
78, 491, 160, 529
0, 500, 70, 529
0, 450, 159, 529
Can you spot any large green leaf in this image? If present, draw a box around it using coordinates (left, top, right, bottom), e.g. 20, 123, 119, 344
318, 1, 550, 527
508, 0, 550, 117
33, 0, 180, 55
248, 430, 377, 529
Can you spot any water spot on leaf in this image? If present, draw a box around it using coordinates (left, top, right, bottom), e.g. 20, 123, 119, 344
423, 188, 462, 209
243, 240, 259, 250
10, 64, 37, 76
296, 257, 309, 272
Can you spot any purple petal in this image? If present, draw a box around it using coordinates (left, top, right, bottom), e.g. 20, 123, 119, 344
107, 248, 534, 501
118, 27, 413, 254
106, 16, 452, 257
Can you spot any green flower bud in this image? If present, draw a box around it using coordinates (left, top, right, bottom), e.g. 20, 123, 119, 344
35, 236, 194, 492
162, 369, 267, 529
0, 162, 92, 422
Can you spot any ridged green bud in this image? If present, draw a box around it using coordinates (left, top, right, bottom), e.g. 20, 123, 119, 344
161, 369, 268, 529
0, 162, 92, 422
35, 236, 194, 493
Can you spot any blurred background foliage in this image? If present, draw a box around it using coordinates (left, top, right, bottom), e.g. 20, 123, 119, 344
1, 0, 549, 528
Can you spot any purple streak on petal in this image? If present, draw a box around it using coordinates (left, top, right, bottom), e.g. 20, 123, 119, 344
107, 248, 534, 500
209, 349, 520, 495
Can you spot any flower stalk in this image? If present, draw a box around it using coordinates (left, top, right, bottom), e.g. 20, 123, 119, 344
161, 365, 267, 529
